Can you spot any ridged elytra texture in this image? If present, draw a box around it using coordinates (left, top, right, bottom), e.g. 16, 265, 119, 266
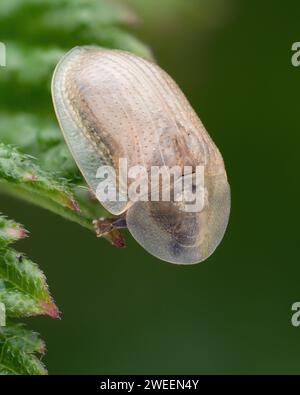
52, 46, 230, 264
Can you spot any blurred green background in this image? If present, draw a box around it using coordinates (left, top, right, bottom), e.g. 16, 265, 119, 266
1, 0, 300, 374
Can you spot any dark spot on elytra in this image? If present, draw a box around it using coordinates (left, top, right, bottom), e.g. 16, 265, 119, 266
170, 241, 183, 257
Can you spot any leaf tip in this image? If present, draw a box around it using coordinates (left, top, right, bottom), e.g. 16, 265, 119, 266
109, 230, 126, 249
67, 196, 81, 212
4, 225, 28, 240
40, 301, 60, 319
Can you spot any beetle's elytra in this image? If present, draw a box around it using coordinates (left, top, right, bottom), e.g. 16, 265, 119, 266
51, 46, 230, 264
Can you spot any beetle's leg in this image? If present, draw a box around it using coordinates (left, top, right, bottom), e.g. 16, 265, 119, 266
93, 216, 127, 235
93, 215, 127, 248
111, 216, 127, 229
93, 218, 114, 235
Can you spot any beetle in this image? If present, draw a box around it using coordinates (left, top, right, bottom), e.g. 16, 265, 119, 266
51, 46, 230, 264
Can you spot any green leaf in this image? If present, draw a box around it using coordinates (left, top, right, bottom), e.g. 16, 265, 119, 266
0, 1, 152, 61
0, 112, 78, 177
0, 143, 97, 230
0, 0, 137, 26
0, 143, 76, 207
0, 215, 27, 247
0, 323, 47, 375
40, 0, 138, 30
0, 42, 64, 85
0, 248, 59, 318
0, 214, 57, 374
